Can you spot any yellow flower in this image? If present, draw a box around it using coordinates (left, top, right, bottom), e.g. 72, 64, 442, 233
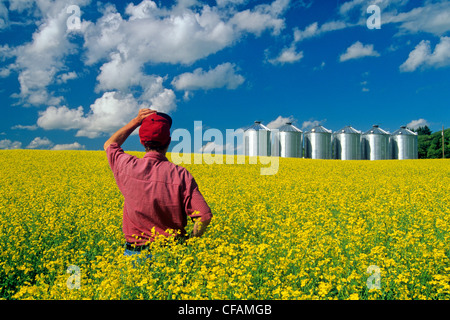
1, 150, 449, 300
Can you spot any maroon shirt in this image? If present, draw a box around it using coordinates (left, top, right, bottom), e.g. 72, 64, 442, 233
106, 143, 212, 245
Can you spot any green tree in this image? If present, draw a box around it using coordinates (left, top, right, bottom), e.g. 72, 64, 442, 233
426, 129, 450, 159
413, 125, 432, 136
418, 135, 433, 159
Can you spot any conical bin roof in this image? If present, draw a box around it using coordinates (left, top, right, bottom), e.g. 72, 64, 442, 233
245, 121, 270, 132
363, 125, 390, 135
334, 126, 361, 134
278, 122, 302, 133
306, 125, 332, 134
392, 126, 417, 136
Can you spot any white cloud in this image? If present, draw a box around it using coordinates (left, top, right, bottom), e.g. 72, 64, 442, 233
8, 0, 90, 106
400, 37, 450, 72
216, 0, 247, 7
336, 0, 450, 36
84, 0, 289, 65
0, 44, 15, 61
266, 115, 296, 129
37, 91, 149, 139
57, 71, 78, 84
339, 41, 380, 62
26, 137, 53, 149
272, 19, 347, 67
37, 105, 86, 131
230, 0, 288, 36
293, 20, 349, 42
93, 46, 177, 112
0, 1, 8, 30
8, 0, 35, 13
301, 119, 325, 130
338, 0, 365, 16
384, 1, 450, 37
11, 124, 38, 130
52, 142, 85, 150
5, 0, 290, 124
84, 1, 285, 67
95, 49, 142, 92
0, 66, 12, 77
407, 119, 429, 130
25, 136, 85, 150
172, 63, 245, 91
0, 139, 22, 149
81, 1, 287, 118
267, 45, 303, 65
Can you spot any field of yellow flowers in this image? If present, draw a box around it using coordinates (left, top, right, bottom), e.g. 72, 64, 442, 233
1, 149, 450, 300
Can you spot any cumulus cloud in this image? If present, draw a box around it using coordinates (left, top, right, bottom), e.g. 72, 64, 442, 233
0, 139, 22, 149
56, 71, 78, 84
25, 137, 85, 150
339, 41, 380, 62
301, 119, 326, 130
52, 142, 85, 150
84, 0, 289, 66
7, 0, 90, 106
172, 63, 245, 91
407, 119, 430, 130
384, 1, 450, 37
266, 115, 296, 129
76, 0, 287, 127
400, 37, 450, 72
26, 137, 54, 149
37, 92, 142, 138
229, 0, 289, 36
267, 45, 303, 65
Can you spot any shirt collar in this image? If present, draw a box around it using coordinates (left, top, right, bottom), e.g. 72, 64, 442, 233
143, 151, 168, 162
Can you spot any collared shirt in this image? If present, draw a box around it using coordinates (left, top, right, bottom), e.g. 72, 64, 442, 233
106, 143, 212, 245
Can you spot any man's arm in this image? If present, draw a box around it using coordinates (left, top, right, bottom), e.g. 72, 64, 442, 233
103, 108, 155, 151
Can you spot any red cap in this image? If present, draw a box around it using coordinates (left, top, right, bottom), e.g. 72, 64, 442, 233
139, 112, 172, 147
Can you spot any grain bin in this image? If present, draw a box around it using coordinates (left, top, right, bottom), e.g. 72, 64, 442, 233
272, 122, 303, 158
390, 126, 418, 160
361, 125, 390, 160
244, 121, 271, 157
332, 126, 362, 160
304, 125, 332, 159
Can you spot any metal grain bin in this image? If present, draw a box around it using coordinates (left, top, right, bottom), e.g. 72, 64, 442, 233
272, 122, 303, 158
362, 125, 390, 160
390, 126, 418, 160
332, 126, 362, 160
244, 121, 271, 157
304, 125, 332, 159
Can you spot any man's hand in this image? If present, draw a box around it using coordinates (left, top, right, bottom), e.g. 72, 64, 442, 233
134, 108, 156, 126
104, 108, 157, 151
191, 217, 211, 238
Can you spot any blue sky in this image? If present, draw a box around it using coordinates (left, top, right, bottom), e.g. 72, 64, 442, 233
0, 0, 449, 152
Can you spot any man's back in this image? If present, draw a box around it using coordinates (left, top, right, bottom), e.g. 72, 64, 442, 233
107, 143, 212, 246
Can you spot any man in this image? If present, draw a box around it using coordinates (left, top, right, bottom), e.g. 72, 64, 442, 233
104, 108, 212, 256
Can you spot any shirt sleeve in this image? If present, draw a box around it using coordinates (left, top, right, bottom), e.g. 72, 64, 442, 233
184, 174, 213, 222
106, 143, 134, 176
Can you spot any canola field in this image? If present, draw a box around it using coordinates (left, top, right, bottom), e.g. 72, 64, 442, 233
1, 149, 450, 300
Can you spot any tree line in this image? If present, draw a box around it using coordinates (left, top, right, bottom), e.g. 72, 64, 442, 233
412, 126, 449, 159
